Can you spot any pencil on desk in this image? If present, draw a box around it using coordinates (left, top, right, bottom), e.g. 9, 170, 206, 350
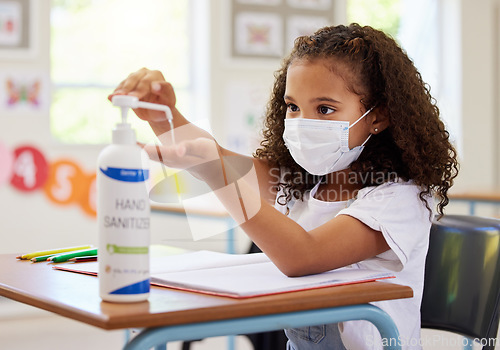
30, 254, 58, 263
48, 248, 98, 263
68, 256, 98, 262
16, 245, 93, 260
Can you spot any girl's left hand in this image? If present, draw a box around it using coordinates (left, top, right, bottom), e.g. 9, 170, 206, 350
141, 138, 226, 186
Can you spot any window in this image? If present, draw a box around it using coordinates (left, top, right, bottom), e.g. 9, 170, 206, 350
347, 0, 461, 146
50, 0, 193, 144
347, 0, 401, 39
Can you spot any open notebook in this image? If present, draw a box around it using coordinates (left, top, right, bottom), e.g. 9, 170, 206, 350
53, 250, 394, 298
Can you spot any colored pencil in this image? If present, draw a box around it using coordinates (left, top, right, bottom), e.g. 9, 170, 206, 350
68, 256, 98, 262
48, 248, 98, 263
30, 254, 58, 262
16, 245, 93, 260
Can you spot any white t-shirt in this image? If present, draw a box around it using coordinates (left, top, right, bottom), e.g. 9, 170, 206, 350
274, 179, 432, 350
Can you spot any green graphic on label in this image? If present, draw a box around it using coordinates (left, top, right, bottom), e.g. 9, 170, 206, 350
107, 244, 149, 255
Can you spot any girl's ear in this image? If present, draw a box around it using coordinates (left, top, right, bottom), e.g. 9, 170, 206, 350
368, 106, 390, 134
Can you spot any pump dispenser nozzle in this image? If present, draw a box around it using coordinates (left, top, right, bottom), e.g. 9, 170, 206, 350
111, 95, 175, 145
111, 95, 173, 121
120, 105, 128, 124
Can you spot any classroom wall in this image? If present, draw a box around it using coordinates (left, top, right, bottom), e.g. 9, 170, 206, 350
494, 0, 499, 188
0, 0, 499, 256
0, 2, 85, 253
0, 1, 249, 255
444, 0, 500, 217
456, 0, 498, 192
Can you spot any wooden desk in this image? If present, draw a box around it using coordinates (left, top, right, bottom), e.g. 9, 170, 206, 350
0, 254, 412, 350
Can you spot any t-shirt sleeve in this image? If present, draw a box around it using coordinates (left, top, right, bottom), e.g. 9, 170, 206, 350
336, 182, 432, 271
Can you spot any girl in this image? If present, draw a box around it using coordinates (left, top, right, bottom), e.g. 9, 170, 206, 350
110, 24, 459, 349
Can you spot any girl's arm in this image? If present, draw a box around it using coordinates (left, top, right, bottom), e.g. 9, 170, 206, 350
109, 68, 278, 205
216, 154, 390, 277
242, 199, 391, 277
161, 139, 390, 277
113, 68, 389, 277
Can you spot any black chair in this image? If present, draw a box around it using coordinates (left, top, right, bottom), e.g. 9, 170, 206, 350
421, 215, 500, 350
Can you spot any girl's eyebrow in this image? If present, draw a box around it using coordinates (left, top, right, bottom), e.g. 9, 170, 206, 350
313, 97, 341, 104
284, 95, 341, 104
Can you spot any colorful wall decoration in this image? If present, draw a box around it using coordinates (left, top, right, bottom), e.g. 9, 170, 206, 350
0, 141, 97, 218
0, 70, 49, 113
10, 145, 48, 191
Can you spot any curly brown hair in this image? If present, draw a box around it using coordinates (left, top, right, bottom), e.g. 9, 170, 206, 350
254, 23, 459, 217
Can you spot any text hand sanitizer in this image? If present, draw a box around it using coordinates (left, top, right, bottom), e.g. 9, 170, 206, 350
97, 95, 162, 302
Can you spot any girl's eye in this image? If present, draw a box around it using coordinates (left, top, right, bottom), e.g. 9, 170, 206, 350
286, 103, 299, 112
319, 106, 335, 115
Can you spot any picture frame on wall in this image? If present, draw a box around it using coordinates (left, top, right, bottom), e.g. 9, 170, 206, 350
230, 0, 334, 61
234, 11, 284, 58
0, 0, 37, 60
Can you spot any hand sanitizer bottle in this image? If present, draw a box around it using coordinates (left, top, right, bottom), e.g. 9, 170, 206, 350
97, 96, 152, 302
98, 95, 175, 302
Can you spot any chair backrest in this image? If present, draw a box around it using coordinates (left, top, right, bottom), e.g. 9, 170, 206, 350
421, 215, 500, 347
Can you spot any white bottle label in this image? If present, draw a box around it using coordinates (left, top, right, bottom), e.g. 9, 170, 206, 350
98, 167, 150, 298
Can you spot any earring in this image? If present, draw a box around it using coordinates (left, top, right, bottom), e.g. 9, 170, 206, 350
374, 128, 379, 133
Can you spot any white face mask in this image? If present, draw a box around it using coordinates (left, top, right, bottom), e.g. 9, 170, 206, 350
282, 107, 374, 175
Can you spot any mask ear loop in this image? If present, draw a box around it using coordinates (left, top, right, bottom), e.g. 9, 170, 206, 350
348, 106, 376, 149
361, 133, 372, 146
348, 106, 376, 130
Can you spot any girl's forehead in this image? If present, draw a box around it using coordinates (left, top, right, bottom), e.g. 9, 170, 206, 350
286, 59, 350, 91
290, 57, 350, 71
287, 57, 365, 99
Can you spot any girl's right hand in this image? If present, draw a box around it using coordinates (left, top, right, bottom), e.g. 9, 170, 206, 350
108, 68, 177, 123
